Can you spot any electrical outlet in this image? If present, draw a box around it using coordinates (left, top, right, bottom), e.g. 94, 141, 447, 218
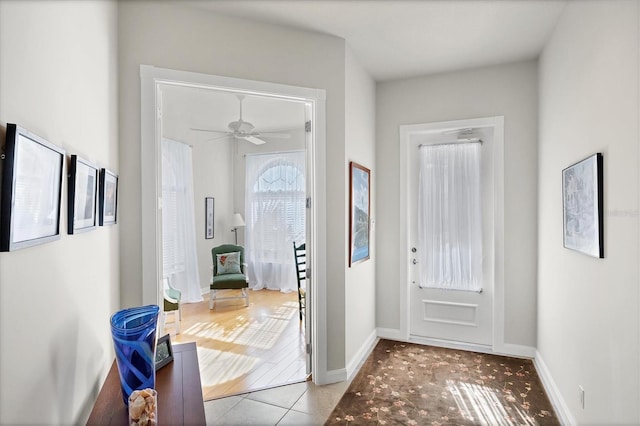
579, 386, 585, 409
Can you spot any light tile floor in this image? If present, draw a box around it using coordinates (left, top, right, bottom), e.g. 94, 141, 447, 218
204, 380, 351, 425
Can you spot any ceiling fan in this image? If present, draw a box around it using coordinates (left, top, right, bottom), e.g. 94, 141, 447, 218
191, 95, 292, 145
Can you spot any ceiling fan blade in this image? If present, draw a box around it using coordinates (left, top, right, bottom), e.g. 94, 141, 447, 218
242, 135, 267, 145
190, 128, 229, 134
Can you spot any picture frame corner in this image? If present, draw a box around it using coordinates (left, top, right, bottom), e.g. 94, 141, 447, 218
155, 333, 174, 371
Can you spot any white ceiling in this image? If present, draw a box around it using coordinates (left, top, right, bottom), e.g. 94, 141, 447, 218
161, 84, 307, 143
187, 0, 568, 81
164, 1, 568, 141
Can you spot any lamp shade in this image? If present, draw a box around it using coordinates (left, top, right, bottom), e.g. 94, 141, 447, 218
232, 213, 245, 228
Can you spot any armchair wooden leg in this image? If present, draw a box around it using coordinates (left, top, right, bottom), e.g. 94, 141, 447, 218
209, 289, 215, 310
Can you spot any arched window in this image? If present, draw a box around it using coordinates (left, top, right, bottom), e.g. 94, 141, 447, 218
245, 151, 305, 292
251, 158, 306, 245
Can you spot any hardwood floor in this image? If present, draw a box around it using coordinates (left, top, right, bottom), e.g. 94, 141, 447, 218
170, 289, 307, 401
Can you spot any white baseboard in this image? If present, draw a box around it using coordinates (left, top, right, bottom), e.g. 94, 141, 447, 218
376, 329, 535, 359
376, 327, 404, 340
408, 335, 495, 355
534, 350, 575, 426
346, 330, 379, 380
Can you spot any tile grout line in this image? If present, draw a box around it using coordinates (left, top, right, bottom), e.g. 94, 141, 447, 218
204, 394, 245, 423
245, 386, 309, 411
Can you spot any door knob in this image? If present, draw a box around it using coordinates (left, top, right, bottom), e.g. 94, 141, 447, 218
411, 247, 417, 253
412, 259, 418, 265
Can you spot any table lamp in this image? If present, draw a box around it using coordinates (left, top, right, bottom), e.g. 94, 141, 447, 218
231, 213, 245, 244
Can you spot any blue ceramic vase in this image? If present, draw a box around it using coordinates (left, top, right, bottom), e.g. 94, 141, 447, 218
110, 305, 160, 405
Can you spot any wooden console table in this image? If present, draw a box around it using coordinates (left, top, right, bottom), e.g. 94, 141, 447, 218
87, 342, 206, 425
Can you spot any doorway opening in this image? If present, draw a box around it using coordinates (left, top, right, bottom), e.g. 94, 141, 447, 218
161, 86, 309, 399
140, 66, 327, 399
399, 116, 505, 354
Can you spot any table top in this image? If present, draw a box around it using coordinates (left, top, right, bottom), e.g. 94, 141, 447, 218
87, 342, 206, 425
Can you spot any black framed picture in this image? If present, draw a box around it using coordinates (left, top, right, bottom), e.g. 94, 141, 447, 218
349, 161, 371, 266
205, 197, 214, 239
0, 124, 66, 251
562, 153, 604, 258
155, 334, 174, 370
68, 155, 98, 234
99, 168, 118, 226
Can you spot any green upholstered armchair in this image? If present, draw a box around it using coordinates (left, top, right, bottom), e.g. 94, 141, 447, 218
210, 244, 249, 309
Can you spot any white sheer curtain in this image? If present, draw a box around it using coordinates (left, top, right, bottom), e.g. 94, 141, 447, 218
161, 138, 203, 303
245, 151, 305, 293
418, 142, 482, 291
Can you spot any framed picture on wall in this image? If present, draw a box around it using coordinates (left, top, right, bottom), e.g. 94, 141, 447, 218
349, 161, 371, 266
99, 168, 118, 226
562, 153, 604, 258
68, 155, 98, 234
0, 124, 66, 251
205, 197, 215, 239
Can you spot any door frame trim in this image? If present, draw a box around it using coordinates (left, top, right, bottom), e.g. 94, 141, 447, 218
398, 116, 505, 352
140, 65, 328, 384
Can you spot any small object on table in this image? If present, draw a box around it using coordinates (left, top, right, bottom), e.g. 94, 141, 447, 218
128, 388, 157, 426
110, 305, 160, 405
87, 342, 205, 425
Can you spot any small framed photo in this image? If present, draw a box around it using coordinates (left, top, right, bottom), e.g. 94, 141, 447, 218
205, 197, 215, 239
349, 161, 371, 266
99, 168, 118, 226
68, 155, 98, 234
155, 334, 174, 370
0, 124, 66, 251
562, 153, 604, 258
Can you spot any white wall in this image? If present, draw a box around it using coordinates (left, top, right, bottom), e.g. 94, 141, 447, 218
0, 1, 119, 424
191, 138, 234, 294
117, 1, 348, 372
537, 1, 640, 423
376, 61, 539, 348
345, 46, 377, 367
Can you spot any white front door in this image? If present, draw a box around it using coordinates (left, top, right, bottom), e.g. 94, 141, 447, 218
405, 121, 496, 348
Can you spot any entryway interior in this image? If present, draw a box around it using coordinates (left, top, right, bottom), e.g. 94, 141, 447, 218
159, 84, 310, 399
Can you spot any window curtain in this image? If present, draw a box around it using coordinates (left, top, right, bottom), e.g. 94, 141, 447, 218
418, 143, 482, 291
245, 151, 306, 293
161, 138, 203, 303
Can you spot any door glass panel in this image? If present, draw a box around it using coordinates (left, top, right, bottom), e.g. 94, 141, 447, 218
417, 143, 482, 292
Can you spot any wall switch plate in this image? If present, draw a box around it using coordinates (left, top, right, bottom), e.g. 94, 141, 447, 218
579, 386, 585, 409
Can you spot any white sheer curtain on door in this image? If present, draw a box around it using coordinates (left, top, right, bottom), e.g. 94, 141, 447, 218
245, 151, 305, 293
418, 142, 482, 291
161, 138, 203, 302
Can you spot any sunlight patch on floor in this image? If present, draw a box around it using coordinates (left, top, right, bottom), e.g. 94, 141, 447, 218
182, 303, 298, 350
447, 380, 537, 426
270, 301, 299, 320
233, 316, 290, 349
181, 320, 244, 341
197, 346, 260, 386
